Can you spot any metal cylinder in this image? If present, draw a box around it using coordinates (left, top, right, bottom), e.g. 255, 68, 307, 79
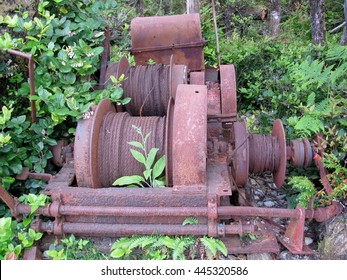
123, 64, 170, 116
98, 112, 166, 187
248, 134, 280, 174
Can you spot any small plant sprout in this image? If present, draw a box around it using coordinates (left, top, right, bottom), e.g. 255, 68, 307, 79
113, 125, 166, 188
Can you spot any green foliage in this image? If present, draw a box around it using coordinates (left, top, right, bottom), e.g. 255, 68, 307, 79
18, 193, 51, 214
0, 215, 43, 260
110, 234, 227, 260
182, 217, 199, 226
44, 234, 107, 260
288, 176, 317, 208
113, 125, 166, 188
322, 154, 347, 202
0, 1, 131, 195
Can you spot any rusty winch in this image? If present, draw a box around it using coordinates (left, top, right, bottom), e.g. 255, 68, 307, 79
1, 14, 343, 257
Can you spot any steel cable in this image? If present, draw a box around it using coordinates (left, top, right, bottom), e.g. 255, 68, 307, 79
98, 112, 166, 187
123, 64, 170, 116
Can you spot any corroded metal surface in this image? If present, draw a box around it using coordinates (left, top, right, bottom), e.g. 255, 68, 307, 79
220, 64, 237, 122
171, 84, 207, 186
131, 14, 205, 70
75, 99, 166, 188
230, 121, 249, 186
121, 63, 187, 116
271, 119, 287, 187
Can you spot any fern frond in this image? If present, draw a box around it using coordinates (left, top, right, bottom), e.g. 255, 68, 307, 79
213, 239, 228, 257
294, 115, 324, 137
182, 217, 198, 226
200, 237, 217, 259
111, 237, 133, 251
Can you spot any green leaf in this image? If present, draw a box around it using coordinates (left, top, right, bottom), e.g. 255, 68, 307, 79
111, 248, 126, 259
143, 169, 152, 180
130, 149, 146, 165
214, 239, 228, 256
152, 155, 166, 179
128, 141, 144, 150
9, 160, 22, 174
113, 175, 144, 186
146, 148, 159, 169
182, 217, 198, 226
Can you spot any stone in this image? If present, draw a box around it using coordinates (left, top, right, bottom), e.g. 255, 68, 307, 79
304, 237, 313, 246
318, 213, 347, 259
264, 201, 275, 207
247, 253, 275, 260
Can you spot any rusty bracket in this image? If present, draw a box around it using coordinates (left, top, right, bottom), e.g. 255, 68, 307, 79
16, 167, 53, 181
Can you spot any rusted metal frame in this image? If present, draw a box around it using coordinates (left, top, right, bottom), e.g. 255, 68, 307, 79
277, 206, 315, 254
16, 167, 53, 181
313, 153, 334, 195
171, 84, 208, 186
98, 26, 111, 89
131, 41, 206, 53
23, 246, 42, 260
0, 186, 20, 218
8, 49, 37, 122
33, 220, 255, 237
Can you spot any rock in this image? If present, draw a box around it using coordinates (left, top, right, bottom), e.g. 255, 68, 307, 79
264, 201, 275, 207
276, 194, 286, 200
279, 250, 290, 260
318, 213, 347, 259
247, 253, 275, 260
305, 237, 313, 246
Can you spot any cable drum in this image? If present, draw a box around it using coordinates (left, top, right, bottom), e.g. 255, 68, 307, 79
248, 134, 280, 174
122, 64, 170, 117
97, 112, 166, 187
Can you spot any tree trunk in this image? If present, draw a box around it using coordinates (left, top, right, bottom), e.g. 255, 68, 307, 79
309, 0, 326, 45
341, 0, 347, 45
267, 0, 282, 37
186, 0, 200, 14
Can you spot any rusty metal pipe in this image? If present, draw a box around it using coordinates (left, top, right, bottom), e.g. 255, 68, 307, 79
8, 49, 37, 122
16, 202, 300, 220
59, 205, 207, 217
35, 221, 255, 237
218, 206, 300, 219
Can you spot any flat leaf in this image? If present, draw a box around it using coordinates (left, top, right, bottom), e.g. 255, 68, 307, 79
113, 175, 144, 186
143, 169, 152, 180
152, 155, 166, 179
146, 148, 159, 169
130, 149, 146, 165
128, 141, 144, 150
110, 248, 125, 259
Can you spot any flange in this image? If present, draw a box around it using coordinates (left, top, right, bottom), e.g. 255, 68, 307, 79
230, 121, 249, 186
74, 99, 116, 188
272, 119, 287, 188
220, 64, 237, 122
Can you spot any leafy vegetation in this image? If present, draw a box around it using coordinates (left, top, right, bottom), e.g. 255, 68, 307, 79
44, 234, 108, 260
113, 125, 166, 188
110, 234, 227, 260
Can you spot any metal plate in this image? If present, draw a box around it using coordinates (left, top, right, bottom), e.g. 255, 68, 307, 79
220, 64, 237, 121
272, 119, 287, 188
171, 84, 207, 186
230, 121, 249, 186
131, 14, 205, 71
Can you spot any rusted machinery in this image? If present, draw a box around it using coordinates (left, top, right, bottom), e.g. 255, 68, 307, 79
1, 14, 343, 256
